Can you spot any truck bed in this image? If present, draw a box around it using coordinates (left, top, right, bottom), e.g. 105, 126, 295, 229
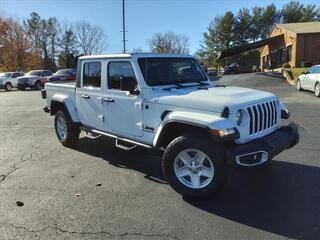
45, 82, 76, 107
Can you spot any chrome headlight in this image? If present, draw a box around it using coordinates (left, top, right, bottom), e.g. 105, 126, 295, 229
235, 110, 243, 125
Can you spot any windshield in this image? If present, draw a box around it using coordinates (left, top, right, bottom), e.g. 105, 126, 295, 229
0, 72, 12, 77
138, 58, 207, 86
27, 71, 41, 76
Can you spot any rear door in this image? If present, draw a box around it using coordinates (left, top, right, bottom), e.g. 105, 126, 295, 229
102, 60, 143, 137
75, 61, 104, 128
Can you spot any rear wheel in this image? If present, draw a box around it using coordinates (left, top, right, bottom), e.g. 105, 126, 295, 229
54, 110, 80, 147
4, 82, 12, 91
162, 133, 227, 198
315, 83, 320, 97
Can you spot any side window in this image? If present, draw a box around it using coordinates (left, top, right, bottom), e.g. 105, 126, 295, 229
83, 62, 101, 88
12, 73, 19, 78
108, 62, 137, 91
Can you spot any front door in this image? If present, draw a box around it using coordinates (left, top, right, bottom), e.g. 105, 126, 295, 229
103, 61, 143, 137
75, 61, 104, 128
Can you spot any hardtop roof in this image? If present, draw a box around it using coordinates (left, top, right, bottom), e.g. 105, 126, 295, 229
79, 52, 194, 60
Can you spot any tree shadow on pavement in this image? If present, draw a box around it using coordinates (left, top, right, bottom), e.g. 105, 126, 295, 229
74, 137, 319, 239
184, 160, 320, 240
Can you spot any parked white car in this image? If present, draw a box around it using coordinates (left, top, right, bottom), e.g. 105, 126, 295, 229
296, 65, 320, 97
0, 72, 24, 91
17, 70, 52, 90
42, 53, 299, 198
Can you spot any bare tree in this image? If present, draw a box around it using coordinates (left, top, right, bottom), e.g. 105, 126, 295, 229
148, 31, 189, 54
75, 21, 107, 55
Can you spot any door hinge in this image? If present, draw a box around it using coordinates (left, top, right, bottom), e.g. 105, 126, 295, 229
136, 122, 143, 130
98, 115, 104, 122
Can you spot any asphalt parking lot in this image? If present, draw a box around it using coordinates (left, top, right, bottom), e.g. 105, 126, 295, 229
0, 72, 319, 240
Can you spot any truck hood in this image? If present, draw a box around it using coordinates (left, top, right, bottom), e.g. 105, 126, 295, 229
157, 86, 276, 113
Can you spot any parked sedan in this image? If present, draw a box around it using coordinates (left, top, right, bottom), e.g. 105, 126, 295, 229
42, 69, 76, 86
223, 63, 252, 75
296, 65, 320, 97
0, 72, 24, 91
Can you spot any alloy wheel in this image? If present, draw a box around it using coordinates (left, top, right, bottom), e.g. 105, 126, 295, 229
174, 148, 214, 189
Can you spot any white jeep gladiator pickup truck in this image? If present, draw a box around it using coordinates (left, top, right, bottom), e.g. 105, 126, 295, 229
42, 53, 299, 197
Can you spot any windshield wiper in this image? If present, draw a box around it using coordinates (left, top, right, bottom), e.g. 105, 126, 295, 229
162, 81, 209, 91
163, 83, 184, 91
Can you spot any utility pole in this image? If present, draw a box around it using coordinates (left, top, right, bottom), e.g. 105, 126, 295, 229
122, 0, 127, 53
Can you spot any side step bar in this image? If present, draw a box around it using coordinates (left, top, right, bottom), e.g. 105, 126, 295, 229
116, 139, 137, 151
80, 127, 152, 150
85, 131, 101, 140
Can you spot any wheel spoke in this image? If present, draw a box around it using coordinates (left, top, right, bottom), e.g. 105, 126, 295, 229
199, 166, 213, 178
176, 167, 190, 178
179, 151, 193, 165
191, 174, 201, 188
194, 151, 206, 164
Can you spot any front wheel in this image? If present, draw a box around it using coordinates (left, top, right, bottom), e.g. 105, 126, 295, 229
54, 110, 80, 147
162, 133, 227, 198
315, 83, 320, 97
4, 82, 12, 91
34, 81, 42, 90
296, 79, 302, 91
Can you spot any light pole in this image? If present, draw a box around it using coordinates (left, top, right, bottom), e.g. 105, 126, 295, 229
122, 0, 127, 53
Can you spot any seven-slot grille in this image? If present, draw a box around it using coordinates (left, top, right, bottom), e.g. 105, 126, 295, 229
247, 100, 278, 135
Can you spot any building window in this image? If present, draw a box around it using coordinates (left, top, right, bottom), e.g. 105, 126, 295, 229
83, 62, 101, 88
287, 45, 292, 62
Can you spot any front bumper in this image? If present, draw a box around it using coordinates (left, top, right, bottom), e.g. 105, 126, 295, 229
226, 123, 299, 166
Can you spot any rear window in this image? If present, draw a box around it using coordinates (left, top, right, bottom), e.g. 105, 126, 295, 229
83, 62, 101, 88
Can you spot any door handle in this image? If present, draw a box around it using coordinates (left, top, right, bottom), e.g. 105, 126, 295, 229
81, 94, 90, 99
103, 97, 114, 103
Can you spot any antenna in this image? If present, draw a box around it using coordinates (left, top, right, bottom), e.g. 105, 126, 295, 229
122, 0, 127, 53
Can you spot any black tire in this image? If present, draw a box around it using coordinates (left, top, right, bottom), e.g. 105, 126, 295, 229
296, 79, 302, 91
54, 110, 80, 147
162, 133, 227, 198
4, 82, 12, 91
35, 81, 42, 90
315, 83, 320, 97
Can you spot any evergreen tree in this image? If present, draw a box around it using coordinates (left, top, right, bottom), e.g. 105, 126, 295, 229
234, 8, 252, 45
281, 1, 304, 23
58, 29, 78, 68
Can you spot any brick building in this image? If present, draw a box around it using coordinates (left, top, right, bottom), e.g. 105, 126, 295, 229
260, 22, 320, 70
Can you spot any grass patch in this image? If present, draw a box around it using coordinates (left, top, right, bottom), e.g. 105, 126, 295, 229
284, 67, 308, 82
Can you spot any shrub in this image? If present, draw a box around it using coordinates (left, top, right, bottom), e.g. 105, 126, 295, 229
300, 61, 312, 68
282, 63, 291, 68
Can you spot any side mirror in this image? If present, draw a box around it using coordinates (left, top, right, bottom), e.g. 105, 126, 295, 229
120, 77, 138, 93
